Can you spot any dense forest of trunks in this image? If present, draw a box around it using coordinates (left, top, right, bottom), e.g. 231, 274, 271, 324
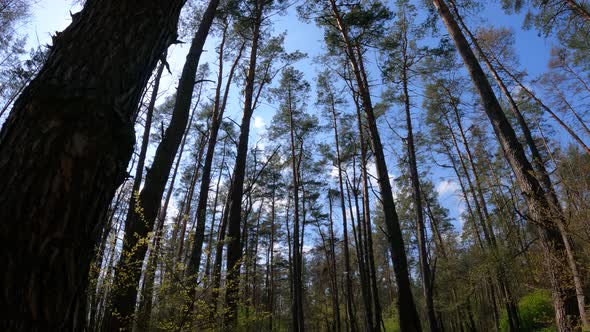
1, 0, 590, 331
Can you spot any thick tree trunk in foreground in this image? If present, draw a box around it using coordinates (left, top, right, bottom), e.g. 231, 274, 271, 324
433, 0, 579, 330
0, 1, 183, 330
105, 1, 219, 329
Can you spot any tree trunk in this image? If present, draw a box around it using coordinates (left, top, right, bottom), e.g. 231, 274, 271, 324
209, 181, 232, 322
88, 174, 132, 330
104, 0, 219, 328
176, 131, 208, 264
432, 0, 579, 329
186, 28, 245, 283
204, 140, 228, 280
327, 2, 422, 330
446, 93, 517, 330
285, 81, 306, 332
127, 58, 166, 254
224, 2, 263, 325
495, 59, 590, 155
130, 58, 166, 332
331, 99, 357, 332
349, 172, 374, 332
454, 6, 587, 326
266, 181, 277, 331
401, 53, 438, 332
354, 97, 383, 331
0, 1, 183, 329
326, 193, 342, 332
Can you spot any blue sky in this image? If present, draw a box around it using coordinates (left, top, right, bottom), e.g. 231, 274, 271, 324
20, 0, 566, 234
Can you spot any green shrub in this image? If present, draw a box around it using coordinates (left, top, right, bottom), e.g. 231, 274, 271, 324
382, 316, 401, 332
500, 290, 555, 332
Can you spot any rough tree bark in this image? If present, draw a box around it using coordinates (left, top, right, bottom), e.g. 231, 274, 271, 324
0, 1, 183, 330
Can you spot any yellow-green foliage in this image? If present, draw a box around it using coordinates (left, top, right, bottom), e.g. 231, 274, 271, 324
382, 316, 401, 332
382, 306, 401, 332
500, 290, 556, 332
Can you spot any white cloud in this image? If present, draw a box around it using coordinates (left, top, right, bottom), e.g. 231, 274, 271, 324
367, 161, 378, 180
329, 165, 339, 178
253, 116, 265, 129
436, 180, 459, 196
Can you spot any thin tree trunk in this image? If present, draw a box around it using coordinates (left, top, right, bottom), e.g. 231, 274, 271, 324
160, 105, 195, 279
96, 214, 126, 332
495, 59, 590, 155
209, 180, 232, 322
250, 201, 263, 312
130, 58, 166, 332
88, 172, 133, 329
327, 193, 342, 332
105, 0, 219, 328
400, 52, 438, 332
285, 192, 295, 330
317, 224, 335, 332
176, 131, 208, 263
204, 140, 228, 280
286, 83, 306, 332
555, 87, 590, 137
354, 97, 383, 331
127, 58, 166, 247
327, 2, 422, 330
224, 1, 263, 325
443, 104, 507, 331
186, 22, 246, 281
349, 171, 374, 332
266, 179, 277, 332
442, 140, 485, 250
331, 99, 357, 332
